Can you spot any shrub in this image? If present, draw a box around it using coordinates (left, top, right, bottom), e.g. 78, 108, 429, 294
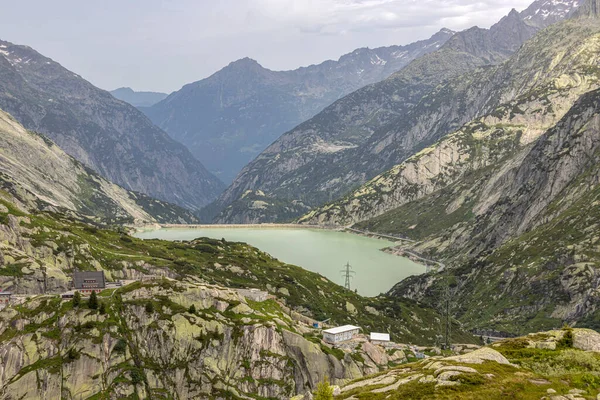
130, 368, 144, 385
113, 338, 128, 354
558, 327, 574, 349
145, 301, 154, 314
314, 376, 334, 400
67, 347, 80, 360
99, 302, 106, 315
188, 304, 197, 314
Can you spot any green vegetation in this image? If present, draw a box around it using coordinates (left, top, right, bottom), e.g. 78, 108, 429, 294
72, 291, 81, 308
314, 376, 334, 400
88, 291, 98, 310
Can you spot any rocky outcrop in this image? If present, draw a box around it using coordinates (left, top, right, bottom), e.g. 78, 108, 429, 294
0, 108, 198, 224
0, 282, 405, 399
301, 15, 600, 228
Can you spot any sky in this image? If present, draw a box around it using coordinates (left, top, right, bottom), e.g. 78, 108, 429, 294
1, 0, 534, 93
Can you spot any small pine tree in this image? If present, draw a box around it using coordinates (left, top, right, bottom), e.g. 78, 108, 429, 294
88, 291, 98, 310
72, 291, 81, 307
145, 301, 154, 314
99, 302, 106, 315
314, 376, 334, 400
188, 304, 197, 314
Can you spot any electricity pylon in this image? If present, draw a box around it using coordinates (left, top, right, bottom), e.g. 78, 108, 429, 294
341, 262, 355, 290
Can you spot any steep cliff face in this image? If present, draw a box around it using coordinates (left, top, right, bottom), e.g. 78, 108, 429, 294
0, 282, 402, 399
212, 0, 576, 224
144, 30, 454, 184
301, 17, 600, 227
295, 11, 600, 335
0, 109, 198, 224
383, 88, 600, 334
0, 40, 224, 211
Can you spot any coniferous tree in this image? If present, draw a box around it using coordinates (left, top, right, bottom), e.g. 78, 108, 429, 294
72, 291, 81, 307
88, 291, 99, 309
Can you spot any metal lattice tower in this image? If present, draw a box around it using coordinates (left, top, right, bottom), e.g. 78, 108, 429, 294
341, 262, 355, 290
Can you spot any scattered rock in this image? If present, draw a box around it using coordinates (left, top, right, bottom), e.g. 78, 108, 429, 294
444, 347, 510, 365
345, 302, 357, 315
547, 388, 557, 394
365, 306, 379, 316
434, 366, 478, 376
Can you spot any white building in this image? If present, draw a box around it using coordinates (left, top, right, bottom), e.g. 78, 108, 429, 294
323, 325, 360, 344
370, 332, 391, 345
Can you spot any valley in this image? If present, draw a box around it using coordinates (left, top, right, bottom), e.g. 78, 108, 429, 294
134, 227, 425, 297
2, 0, 600, 398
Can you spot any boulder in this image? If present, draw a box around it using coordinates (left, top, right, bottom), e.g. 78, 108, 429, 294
444, 347, 510, 365
573, 329, 600, 352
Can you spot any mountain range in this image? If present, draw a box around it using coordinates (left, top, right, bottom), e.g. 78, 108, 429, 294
0, 40, 224, 211
299, 1, 600, 334
110, 87, 168, 108
211, 0, 580, 223
142, 29, 455, 183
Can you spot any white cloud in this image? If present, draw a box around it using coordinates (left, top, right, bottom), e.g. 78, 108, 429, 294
0, 0, 536, 92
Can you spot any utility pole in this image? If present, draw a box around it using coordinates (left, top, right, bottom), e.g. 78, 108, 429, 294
340, 262, 355, 291
439, 276, 455, 351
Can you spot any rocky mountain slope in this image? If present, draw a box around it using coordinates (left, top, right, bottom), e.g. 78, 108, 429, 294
300, 7, 600, 335
0, 191, 473, 398
0, 39, 224, 210
0, 281, 407, 399
212, 0, 580, 224
110, 87, 168, 108
301, 12, 600, 228
0, 108, 197, 224
144, 29, 455, 183
334, 328, 600, 400
0, 190, 472, 344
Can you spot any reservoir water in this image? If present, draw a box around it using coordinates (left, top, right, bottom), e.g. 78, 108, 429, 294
135, 228, 425, 297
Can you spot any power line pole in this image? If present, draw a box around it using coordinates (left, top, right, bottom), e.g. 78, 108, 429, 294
340, 262, 355, 291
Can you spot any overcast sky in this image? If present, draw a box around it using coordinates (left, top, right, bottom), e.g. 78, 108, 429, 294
2, 0, 534, 93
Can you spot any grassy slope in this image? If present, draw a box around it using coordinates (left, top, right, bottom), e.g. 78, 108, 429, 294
339, 330, 600, 400
0, 192, 474, 345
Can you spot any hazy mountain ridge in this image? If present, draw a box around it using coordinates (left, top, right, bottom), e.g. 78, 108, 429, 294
213, 1, 572, 223
0, 108, 198, 224
0, 39, 224, 211
110, 87, 168, 108
143, 29, 455, 183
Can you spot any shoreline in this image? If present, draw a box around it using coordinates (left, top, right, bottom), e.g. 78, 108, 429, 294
133, 223, 441, 273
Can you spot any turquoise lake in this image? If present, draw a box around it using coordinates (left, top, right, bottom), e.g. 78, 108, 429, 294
134, 228, 425, 297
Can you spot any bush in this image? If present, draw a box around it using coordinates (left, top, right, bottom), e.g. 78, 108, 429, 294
558, 327, 574, 349
99, 302, 106, 315
130, 368, 144, 385
67, 347, 80, 360
188, 304, 197, 314
145, 301, 154, 314
314, 376, 334, 400
113, 338, 128, 354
